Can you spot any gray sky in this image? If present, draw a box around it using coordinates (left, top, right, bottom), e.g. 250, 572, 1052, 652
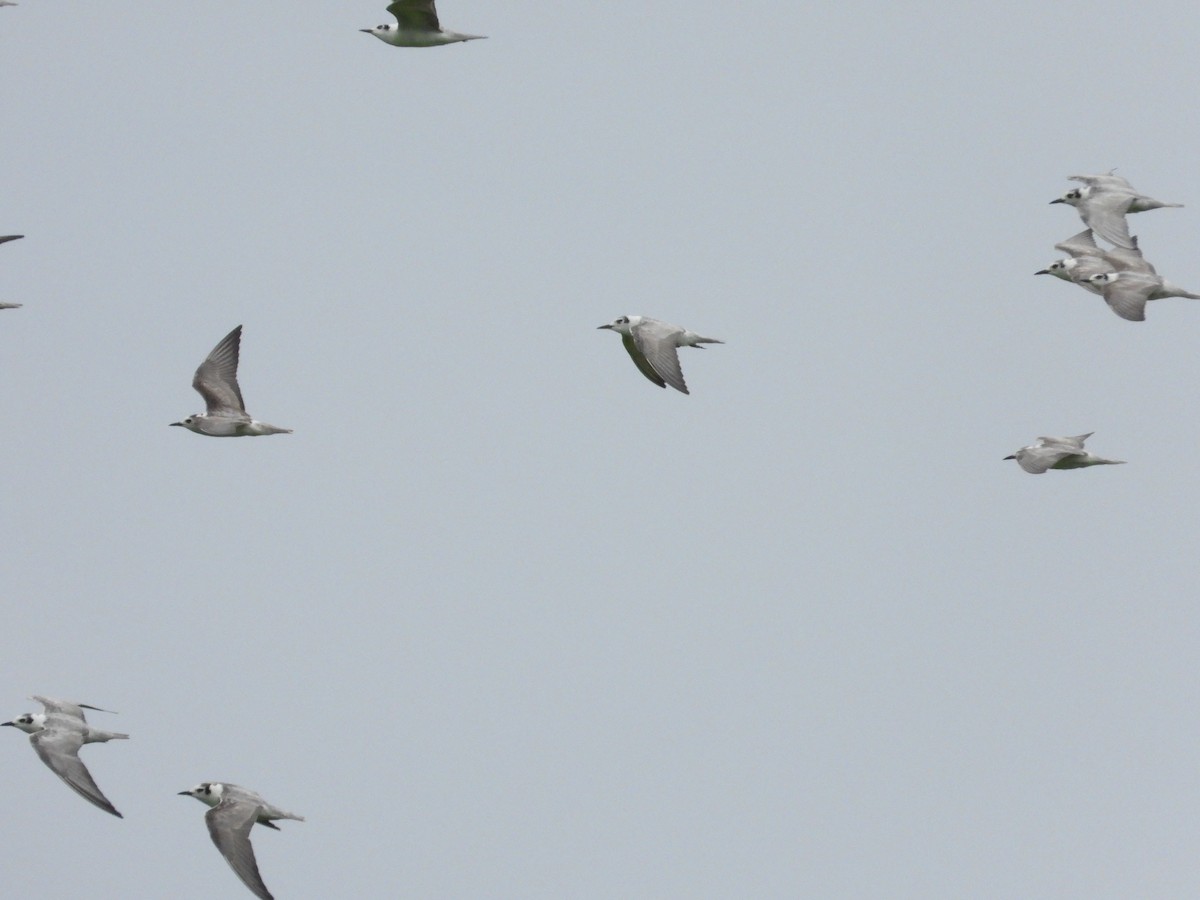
3, 2, 1200, 897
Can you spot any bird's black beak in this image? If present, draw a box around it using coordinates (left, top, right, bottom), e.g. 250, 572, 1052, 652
1034, 269, 1050, 275
1049, 198, 1064, 205
359, 28, 373, 33
177, 790, 192, 796
597, 324, 612, 330
1003, 454, 1016, 460
169, 421, 183, 427
1, 721, 15, 727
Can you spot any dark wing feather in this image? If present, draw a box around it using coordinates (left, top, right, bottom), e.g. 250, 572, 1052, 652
387, 0, 440, 31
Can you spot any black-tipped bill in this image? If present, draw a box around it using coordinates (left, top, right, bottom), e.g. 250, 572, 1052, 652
359, 28, 373, 33
597, 324, 613, 330
1034, 269, 1050, 275
1049, 198, 1065, 204
1003, 454, 1016, 460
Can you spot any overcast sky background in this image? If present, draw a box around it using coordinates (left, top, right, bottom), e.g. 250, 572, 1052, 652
3, 2, 1200, 898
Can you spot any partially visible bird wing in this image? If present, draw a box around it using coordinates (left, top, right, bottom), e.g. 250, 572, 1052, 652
619, 334, 666, 389
387, 0, 440, 31
1080, 191, 1136, 249
33, 696, 83, 718
31, 723, 123, 817
1018, 446, 1074, 474
1099, 276, 1153, 322
32, 696, 114, 719
193, 325, 247, 415
631, 320, 689, 394
1069, 172, 1133, 191
207, 797, 274, 900
1053, 229, 1100, 257
1037, 433, 1091, 450
1104, 237, 1155, 275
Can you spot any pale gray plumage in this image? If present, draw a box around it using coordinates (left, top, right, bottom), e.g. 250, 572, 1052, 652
1004, 433, 1125, 474
1068, 171, 1133, 191
360, 0, 485, 46
597, 315, 723, 394
180, 781, 304, 900
1051, 174, 1183, 250
1036, 231, 1155, 302
171, 325, 292, 436
1085, 269, 1200, 322
2, 696, 128, 817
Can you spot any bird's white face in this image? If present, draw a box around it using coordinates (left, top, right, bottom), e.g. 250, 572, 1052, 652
1037, 258, 1075, 279
181, 782, 224, 806
1053, 187, 1087, 206
1, 713, 44, 734
599, 316, 636, 336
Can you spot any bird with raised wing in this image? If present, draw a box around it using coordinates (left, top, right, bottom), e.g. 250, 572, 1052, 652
1051, 173, 1182, 250
1004, 433, 1125, 474
1084, 268, 1200, 322
171, 325, 291, 436
360, 0, 484, 47
1035, 229, 1149, 294
597, 316, 723, 395
3, 695, 128, 817
180, 782, 304, 900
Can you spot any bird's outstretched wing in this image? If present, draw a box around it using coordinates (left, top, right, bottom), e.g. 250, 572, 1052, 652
1017, 446, 1076, 474
1099, 275, 1154, 322
387, 0, 440, 32
632, 320, 688, 394
31, 723, 123, 817
620, 334, 666, 389
193, 325, 247, 416
1080, 191, 1136, 249
207, 797, 274, 900
32, 696, 115, 719
1053, 229, 1100, 258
